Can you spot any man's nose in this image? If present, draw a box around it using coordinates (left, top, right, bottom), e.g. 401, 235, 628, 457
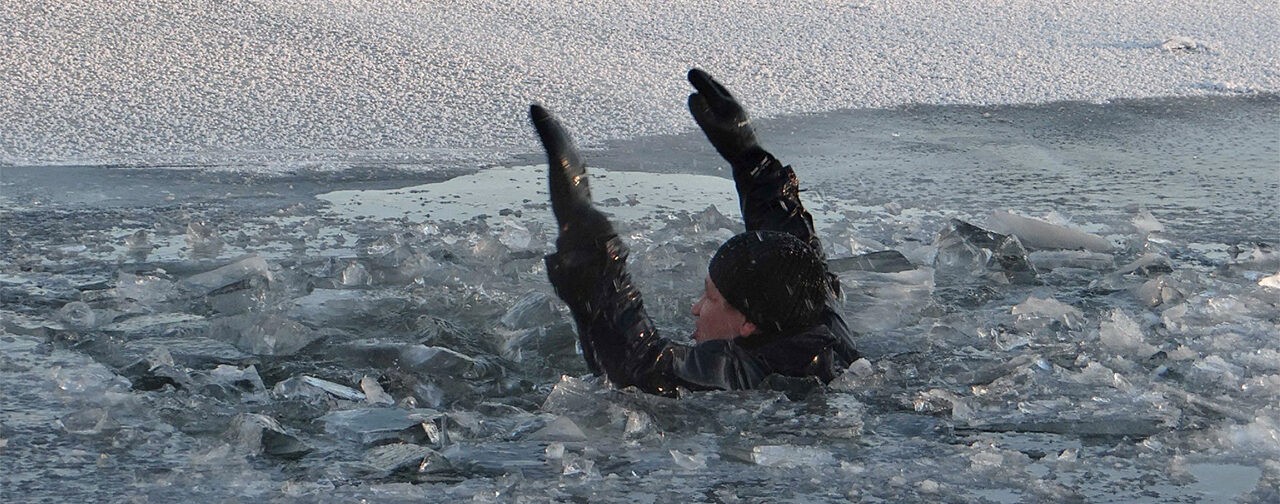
691, 300, 701, 316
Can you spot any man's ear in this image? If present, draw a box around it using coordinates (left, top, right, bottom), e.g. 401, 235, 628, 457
738, 321, 757, 337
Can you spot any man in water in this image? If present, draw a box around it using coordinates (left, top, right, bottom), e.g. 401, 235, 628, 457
529, 69, 858, 397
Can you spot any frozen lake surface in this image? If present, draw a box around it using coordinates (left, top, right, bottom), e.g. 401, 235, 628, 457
2, 94, 1277, 502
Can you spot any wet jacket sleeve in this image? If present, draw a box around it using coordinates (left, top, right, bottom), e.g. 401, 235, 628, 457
546, 237, 771, 397
731, 150, 824, 258
731, 151, 857, 358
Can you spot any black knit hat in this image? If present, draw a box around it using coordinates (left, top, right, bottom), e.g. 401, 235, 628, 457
708, 230, 831, 333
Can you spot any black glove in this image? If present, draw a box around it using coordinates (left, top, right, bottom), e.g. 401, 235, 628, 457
687, 69, 768, 168
529, 105, 615, 249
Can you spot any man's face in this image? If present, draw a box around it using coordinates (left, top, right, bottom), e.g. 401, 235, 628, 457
691, 275, 754, 343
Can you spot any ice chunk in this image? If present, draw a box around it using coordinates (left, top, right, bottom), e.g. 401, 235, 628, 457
340, 261, 371, 287
207, 364, 266, 393
51, 363, 131, 395
321, 408, 442, 445
227, 413, 312, 459
99, 312, 206, 336
302, 376, 365, 400
1011, 295, 1084, 334
185, 220, 224, 258
1027, 250, 1114, 271
1260, 272, 1280, 289
57, 301, 96, 330
1134, 273, 1196, 307
526, 415, 588, 442
840, 268, 934, 333
690, 205, 739, 233
1132, 208, 1165, 235
624, 410, 655, 440
559, 452, 598, 477
986, 210, 1112, 252
750, 445, 836, 468
499, 291, 561, 329
933, 219, 1037, 286
497, 217, 533, 250
209, 313, 320, 356
115, 272, 178, 309
828, 250, 916, 273
121, 347, 194, 391
360, 375, 395, 405
1098, 311, 1158, 357
1116, 253, 1174, 276
124, 229, 151, 251
59, 408, 121, 435
670, 449, 708, 470
180, 255, 274, 295
362, 443, 451, 477
287, 289, 409, 328
398, 345, 478, 377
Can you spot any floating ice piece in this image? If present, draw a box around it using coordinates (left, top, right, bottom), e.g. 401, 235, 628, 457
208, 364, 266, 393
1260, 272, 1280, 289
829, 250, 916, 273
340, 261, 371, 287
361, 375, 395, 405
210, 313, 320, 356
321, 407, 442, 445
497, 217, 533, 250
399, 345, 478, 377
99, 312, 206, 335
1027, 250, 1114, 271
1116, 253, 1174, 276
499, 291, 561, 329
124, 229, 151, 251
186, 221, 224, 257
115, 272, 178, 309
1098, 310, 1158, 357
750, 445, 836, 468
1011, 295, 1084, 333
0, 273, 81, 307
1134, 273, 1196, 307
302, 376, 365, 400
841, 268, 933, 333
0, 310, 65, 336
526, 416, 588, 442
59, 408, 121, 435
57, 301, 96, 330
986, 210, 1112, 252
287, 289, 408, 328
933, 219, 1037, 286
1132, 208, 1165, 235
227, 413, 312, 459
180, 255, 273, 296
670, 449, 708, 470
1229, 243, 1279, 271
362, 443, 451, 477
51, 362, 131, 395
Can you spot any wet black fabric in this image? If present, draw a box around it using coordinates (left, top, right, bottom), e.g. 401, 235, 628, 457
545, 152, 860, 397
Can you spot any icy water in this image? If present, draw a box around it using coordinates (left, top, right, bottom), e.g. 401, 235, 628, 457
2, 95, 1278, 503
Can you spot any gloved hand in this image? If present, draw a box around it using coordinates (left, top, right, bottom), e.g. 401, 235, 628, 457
529, 105, 615, 248
687, 68, 767, 168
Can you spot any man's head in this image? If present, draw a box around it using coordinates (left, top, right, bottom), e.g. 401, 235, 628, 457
691, 231, 832, 342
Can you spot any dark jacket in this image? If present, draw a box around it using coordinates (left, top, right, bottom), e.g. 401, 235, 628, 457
545, 154, 859, 397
